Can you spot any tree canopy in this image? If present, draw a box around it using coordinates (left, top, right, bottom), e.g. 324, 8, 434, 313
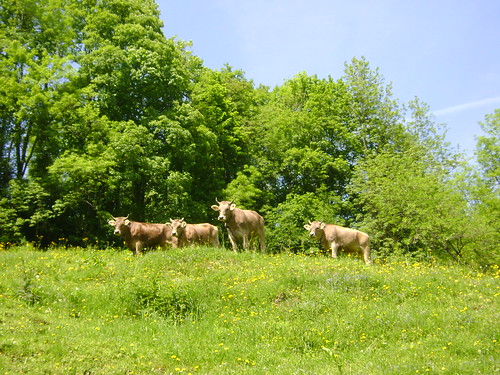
0, 0, 497, 266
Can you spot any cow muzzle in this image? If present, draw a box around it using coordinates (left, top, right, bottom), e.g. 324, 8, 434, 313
114, 229, 121, 235
218, 215, 226, 222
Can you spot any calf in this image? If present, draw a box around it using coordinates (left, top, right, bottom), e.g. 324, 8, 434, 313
108, 216, 174, 255
167, 218, 220, 248
304, 221, 371, 264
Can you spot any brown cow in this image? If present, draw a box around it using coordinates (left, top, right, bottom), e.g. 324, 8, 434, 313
211, 199, 266, 252
304, 221, 371, 264
166, 218, 220, 248
108, 216, 175, 255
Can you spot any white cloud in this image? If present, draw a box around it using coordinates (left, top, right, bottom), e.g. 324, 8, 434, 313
433, 97, 500, 116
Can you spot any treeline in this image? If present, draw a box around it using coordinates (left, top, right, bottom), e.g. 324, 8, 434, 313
0, 0, 498, 265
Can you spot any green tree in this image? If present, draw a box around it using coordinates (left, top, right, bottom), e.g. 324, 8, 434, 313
476, 109, 500, 189
0, 0, 78, 183
50, 0, 201, 225
190, 66, 256, 185
341, 57, 403, 154
0, 179, 54, 243
264, 190, 342, 254
0, 0, 82, 242
251, 72, 354, 204
468, 109, 500, 266
348, 95, 485, 263
350, 148, 475, 261
245, 63, 411, 253
223, 165, 266, 209
0, 0, 207, 244
77, 0, 196, 122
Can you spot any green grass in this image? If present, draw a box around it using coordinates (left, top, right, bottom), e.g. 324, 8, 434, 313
0, 245, 498, 374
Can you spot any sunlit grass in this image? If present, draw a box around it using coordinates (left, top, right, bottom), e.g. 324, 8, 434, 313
0, 246, 498, 374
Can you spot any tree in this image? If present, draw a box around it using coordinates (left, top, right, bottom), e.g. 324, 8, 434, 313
341, 57, 403, 155
264, 190, 342, 254
468, 109, 500, 266
0, 0, 78, 183
222, 165, 266, 209
0, 0, 206, 244
49, 0, 201, 225
0, 179, 54, 243
0, 0, 83, 243
348, 95, 486, 263
190, 66, 256, 185
351, 148, 475, 261
476, 109, 500, 189
77, 0, 196, 122
250, 72, 354, 204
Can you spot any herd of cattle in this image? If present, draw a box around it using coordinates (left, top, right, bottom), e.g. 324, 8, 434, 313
108, 199, 372, 264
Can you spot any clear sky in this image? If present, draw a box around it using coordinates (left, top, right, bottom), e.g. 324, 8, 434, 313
156, 0, 500, 157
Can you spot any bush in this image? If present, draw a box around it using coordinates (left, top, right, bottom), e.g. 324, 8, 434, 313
264, 191, 343, 253
122, 276, 205, 323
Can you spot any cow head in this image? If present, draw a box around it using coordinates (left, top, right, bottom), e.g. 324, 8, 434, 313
167, 218, 186, 237
304, 221, 326, 239
108, 216, 131, 236
211, 198, 236, 222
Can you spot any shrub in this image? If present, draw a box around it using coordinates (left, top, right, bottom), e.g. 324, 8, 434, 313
264, 191, 345, 253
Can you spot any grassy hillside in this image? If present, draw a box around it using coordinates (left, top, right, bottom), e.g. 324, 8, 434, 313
0, 246, 498, 374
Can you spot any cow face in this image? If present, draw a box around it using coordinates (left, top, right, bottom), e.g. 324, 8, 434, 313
108, 216, 131, 236
167, 218, 186, 237
304, 221, 326, 239
211, 199, 236, 222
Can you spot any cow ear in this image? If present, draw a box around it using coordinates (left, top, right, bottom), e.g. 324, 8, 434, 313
124, 219, 131, 226
211, 205, 219, 211
304, 224, 311, 230
320, 222, 326, 229
230, 203, 236, 210
181, 221, 187, 228
108, 220, 116, 226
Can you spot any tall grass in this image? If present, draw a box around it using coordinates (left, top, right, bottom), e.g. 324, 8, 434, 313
0, 246, 498, 374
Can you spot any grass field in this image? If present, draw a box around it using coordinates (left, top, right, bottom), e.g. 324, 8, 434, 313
0, 245, 498, 374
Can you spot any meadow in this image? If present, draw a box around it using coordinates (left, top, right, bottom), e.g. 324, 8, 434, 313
0, 245, 498, 374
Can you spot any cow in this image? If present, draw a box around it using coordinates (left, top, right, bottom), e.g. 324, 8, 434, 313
211, 199, 266, 252
304, 221, 371, 264
166, 218, 220, 248
108, 216, 175, 255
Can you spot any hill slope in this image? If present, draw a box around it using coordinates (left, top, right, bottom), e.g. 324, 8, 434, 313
0, 246, 498, 374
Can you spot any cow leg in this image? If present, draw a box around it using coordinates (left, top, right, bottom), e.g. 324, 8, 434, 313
228, 232, 238, 252
242, 235, 248, 251
259, 232, 266, 252
331, 243, 339, 259
211, 236, 220, 248
171, 237, 179, 248
211, 229, 220, 248
135, 242, 143, 255
128, 241, 139, 255
363, 245, 372, 264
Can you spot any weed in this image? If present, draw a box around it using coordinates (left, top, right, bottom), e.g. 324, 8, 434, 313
16, 268, 41, 306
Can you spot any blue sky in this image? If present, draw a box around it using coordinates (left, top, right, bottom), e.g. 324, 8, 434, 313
156, 0, 500, 157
